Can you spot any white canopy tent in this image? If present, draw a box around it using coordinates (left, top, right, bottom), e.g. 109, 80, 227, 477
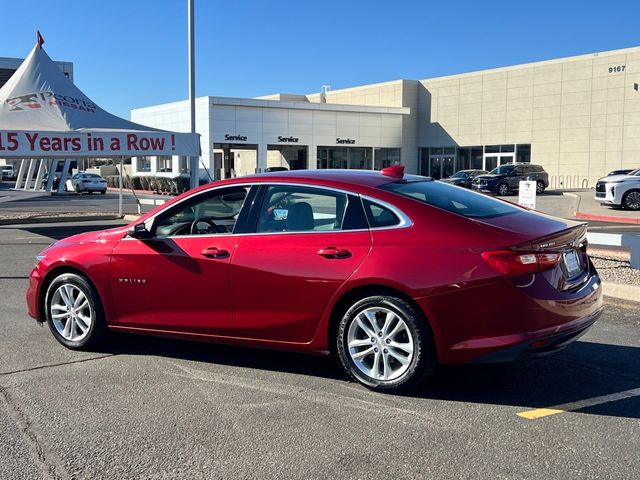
0, 34, 200, 214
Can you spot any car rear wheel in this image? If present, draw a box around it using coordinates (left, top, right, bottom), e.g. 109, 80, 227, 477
100, 190, 106, 195
336, 295, 435, 392
536, 181, 545, 194
497, 183, 509, 196
45, 273, 107, 350
622, 190, 640, 210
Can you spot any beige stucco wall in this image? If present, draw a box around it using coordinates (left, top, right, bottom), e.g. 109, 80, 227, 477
418, 47, 640, 186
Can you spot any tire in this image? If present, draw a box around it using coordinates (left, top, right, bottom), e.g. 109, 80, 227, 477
44, 273, 108, 350
622, 190, 640, 210
100, 190, 106, 195
75, 184, 81, 194
536, 181, 545, 194
497, 183, 509, 196
336, 295, 436, 393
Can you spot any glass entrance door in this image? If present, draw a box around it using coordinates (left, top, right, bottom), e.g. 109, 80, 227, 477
484, 154, 513, 171
429, 156, 454, 180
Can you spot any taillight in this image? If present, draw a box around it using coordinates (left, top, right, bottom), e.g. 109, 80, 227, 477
481, 250, 561, 278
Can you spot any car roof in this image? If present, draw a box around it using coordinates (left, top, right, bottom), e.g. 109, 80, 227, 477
231, 169, 405, 188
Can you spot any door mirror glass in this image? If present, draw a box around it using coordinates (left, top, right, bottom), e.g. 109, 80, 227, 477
128, 222, 153, 239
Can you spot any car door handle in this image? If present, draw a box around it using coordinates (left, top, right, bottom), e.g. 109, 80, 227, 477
317, 247, 352, 259
201, 247, 230, 258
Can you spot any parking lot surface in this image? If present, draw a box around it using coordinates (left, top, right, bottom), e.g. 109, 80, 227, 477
1, 221, 639, 479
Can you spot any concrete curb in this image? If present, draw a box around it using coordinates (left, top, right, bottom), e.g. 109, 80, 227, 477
562, 192, 640, 224
123, 214, 141, 222
602, 281, 640, 304
0, 213, 123, 226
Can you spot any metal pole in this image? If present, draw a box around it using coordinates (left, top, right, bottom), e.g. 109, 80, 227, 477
118, 157, 124, 217
188, 0, 198, 190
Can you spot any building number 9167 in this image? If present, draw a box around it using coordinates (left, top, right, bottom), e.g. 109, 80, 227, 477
609, 65, 625, 73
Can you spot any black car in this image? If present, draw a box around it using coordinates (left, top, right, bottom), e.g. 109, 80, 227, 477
472, 164, 549, 196
439, 169, 487, 188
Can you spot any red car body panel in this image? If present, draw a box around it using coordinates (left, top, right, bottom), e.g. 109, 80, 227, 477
26, 170, 603, 363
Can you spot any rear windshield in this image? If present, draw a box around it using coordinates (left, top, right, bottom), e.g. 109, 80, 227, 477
379, 180, 521, 219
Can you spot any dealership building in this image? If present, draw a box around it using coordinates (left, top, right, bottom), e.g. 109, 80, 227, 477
132, 46, 640, 187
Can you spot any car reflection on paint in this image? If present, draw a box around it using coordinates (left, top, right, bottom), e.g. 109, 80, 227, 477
27, 166, 603, 392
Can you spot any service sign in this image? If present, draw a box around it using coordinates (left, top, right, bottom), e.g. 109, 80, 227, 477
518, 180, 536, 210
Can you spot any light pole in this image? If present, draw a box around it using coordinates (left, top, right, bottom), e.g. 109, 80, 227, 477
188, 0, 198, 189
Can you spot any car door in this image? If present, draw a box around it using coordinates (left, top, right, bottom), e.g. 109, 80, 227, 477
109, 184, 255, 335
510, 166, 524, 189
230, 184, 372, 343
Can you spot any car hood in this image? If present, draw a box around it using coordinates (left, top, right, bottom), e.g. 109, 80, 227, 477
474, 174, 505, 181
54, 226, 128, 247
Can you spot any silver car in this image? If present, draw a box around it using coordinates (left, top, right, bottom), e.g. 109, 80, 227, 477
65, 173, 107, 194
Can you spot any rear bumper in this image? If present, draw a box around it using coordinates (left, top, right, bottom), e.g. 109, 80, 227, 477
471, 306, 602, 363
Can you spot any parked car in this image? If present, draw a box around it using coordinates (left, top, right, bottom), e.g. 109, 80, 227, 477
607, 168, 634, 176
65, 172, 107, 194
27, 166, 602, 392
472, 163, 549, 196
1, 164, 16, 180
594, 168, 640, 210
265, 166, 289, 172
439, 169, 488, 188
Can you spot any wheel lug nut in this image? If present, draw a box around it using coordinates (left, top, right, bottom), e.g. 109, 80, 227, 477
378, 332, 382, 337
383, 349, 388, 354
371, 337, 375, 342
385, 339, 391, 344
374, 347, 379, 353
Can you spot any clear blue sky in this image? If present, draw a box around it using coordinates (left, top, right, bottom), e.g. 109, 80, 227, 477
2, 0, 639, 118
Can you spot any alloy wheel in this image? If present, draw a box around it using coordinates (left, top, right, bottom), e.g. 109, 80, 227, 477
50, 283, 93, 342
536, 181, 544, 194
498, 183, 509, 196
346, 307, 414, 381
624, 191, 640, 210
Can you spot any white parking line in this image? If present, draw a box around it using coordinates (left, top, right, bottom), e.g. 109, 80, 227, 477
518, 387, 640, 419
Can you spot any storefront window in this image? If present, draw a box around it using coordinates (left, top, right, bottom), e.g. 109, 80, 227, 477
516, 144, 531, 163
374, 148, 401, 170
157, 156, 172, 173
179, 156, 190, 174
317, 147, 372, 170
137, 156, 151, 172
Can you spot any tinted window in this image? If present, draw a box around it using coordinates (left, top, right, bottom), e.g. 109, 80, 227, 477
363, 199, 401, 228
257, 185, 348, 233
489, 165, 515, 175
380, 180, 520, 219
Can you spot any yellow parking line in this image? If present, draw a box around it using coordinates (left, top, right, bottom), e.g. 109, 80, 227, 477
517, 408, 565, 419
517, 387, 640, 420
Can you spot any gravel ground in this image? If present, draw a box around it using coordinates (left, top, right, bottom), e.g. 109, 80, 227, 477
590, 251, 640, 286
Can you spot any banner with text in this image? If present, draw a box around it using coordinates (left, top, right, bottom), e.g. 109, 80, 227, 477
0, 130, 200, 157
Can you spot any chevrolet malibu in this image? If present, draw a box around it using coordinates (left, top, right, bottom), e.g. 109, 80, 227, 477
27, 166, 603, 392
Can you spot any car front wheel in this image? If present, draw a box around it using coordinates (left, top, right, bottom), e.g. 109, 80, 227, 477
45, 273, 107, 350
336, 295, 435, 392
497, 183, 509, 196
622, 190, 640, 210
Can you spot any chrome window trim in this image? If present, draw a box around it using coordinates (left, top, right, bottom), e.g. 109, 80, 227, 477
123, 180, 413, 240
359, 194, 413, 231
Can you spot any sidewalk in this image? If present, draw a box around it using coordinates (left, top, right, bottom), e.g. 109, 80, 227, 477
563, 190, 640, 224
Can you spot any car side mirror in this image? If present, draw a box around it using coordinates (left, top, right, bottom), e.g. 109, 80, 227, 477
128, 222, 153, 240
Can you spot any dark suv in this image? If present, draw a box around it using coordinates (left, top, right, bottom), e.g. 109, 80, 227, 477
472, 163, 549, 196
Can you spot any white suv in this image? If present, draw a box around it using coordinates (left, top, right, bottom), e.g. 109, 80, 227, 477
594, 168, 640, 210
1, 165, 15, 180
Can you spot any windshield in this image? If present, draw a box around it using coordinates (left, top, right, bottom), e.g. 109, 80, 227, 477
450, 171, 469, 179
380, 180, 520, 219
489, 165, 515, 175
630, 169, 640, 176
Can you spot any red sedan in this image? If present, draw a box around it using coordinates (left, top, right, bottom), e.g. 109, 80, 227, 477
26, 166, 603, 392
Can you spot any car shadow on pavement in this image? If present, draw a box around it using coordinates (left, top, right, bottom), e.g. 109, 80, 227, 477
97, 334, 639, 419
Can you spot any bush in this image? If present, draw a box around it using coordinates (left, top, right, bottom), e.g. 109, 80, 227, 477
129, 175, 190, 195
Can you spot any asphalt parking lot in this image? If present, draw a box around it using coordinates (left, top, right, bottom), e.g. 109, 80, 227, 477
1, 220, 639, 479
